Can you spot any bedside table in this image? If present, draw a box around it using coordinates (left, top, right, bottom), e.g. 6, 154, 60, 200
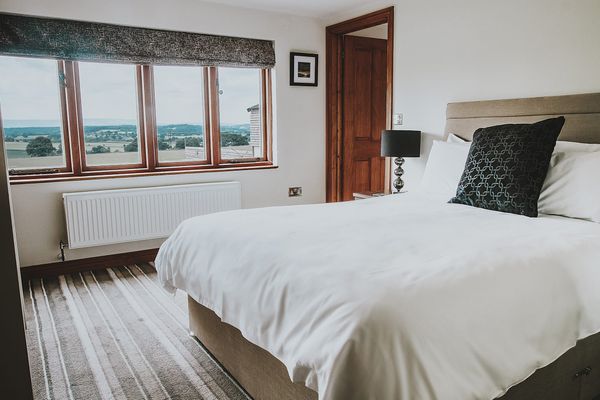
353, 191, 386, 200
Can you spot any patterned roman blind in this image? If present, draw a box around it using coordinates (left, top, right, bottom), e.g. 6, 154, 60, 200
0, 13, 275, 68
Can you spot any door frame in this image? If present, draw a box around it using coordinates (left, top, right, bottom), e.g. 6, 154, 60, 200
325, 7, 394, 202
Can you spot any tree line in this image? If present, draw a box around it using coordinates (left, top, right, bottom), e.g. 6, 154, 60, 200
25, 133, 250, 157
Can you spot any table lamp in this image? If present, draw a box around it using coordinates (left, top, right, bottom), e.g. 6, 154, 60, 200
381, 130, 421, 192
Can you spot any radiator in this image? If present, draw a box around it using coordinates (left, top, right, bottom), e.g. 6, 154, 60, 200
63, 182, 241, 249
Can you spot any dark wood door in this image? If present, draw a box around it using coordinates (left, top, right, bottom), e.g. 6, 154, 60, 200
341, 36, 387, 201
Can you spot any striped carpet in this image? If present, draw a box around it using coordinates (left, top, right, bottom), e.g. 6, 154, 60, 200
23, 263, 250, 400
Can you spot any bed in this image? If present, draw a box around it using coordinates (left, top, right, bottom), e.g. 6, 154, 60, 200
156, 93, 600, 400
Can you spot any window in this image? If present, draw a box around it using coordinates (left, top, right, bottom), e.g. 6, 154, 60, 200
0, 56, 273, 181
153, 65, 207, 164
77, 62, 143, 167
217, 67, 264, 161
0, 56, 69, 173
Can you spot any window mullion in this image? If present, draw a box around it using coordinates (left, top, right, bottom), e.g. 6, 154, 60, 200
260, 69, 271, 162
73, 61, 89, 173
266, 69, 273, 162
57, 61, 73, 173
141, 65, 158, 171
208, 67, 221, 165
202, 67, 212, 165
135, 65, 148, 170
63, 61, 83, 175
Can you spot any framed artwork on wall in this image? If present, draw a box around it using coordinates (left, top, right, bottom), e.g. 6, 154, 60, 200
290, 52, 318, 87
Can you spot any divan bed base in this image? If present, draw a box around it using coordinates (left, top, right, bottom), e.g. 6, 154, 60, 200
188, 296, 600, 400
188, 296, 317, 400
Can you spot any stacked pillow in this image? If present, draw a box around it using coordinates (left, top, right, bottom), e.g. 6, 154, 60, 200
539, 144, 600, 222
418, 140, 471, 200
420, 118, 600, 222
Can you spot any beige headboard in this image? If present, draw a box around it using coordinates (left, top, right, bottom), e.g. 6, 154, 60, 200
445, 93, 600, 143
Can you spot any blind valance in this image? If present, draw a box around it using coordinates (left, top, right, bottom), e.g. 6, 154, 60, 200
0, 13, 275, 68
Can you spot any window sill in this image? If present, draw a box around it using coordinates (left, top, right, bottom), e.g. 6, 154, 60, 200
9, 162, 277, 185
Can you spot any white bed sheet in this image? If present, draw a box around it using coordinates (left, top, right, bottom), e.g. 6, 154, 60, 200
155, 194, 600, 400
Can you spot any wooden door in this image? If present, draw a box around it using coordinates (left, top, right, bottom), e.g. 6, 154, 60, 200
341, 36, 387, 201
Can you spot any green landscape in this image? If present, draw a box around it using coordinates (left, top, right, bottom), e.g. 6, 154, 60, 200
3, 123, 253, 169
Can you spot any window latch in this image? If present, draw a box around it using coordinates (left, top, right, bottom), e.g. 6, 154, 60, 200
59, 71, 67, 88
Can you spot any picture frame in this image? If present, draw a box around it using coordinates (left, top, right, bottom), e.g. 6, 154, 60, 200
290, 52, 318, 87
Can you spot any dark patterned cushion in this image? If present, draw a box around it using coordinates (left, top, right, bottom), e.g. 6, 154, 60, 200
449, 117, 565, 217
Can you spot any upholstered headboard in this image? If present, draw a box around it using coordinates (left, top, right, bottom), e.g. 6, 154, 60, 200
445, 93, 600, 143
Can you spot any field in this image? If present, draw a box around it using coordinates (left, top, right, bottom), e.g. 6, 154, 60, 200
4, 123, 257, 170
5, 140, 255, 169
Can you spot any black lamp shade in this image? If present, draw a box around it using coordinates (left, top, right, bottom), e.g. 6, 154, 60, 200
380, 130, 421, 157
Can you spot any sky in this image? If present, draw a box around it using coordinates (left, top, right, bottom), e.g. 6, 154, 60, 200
0, 56, 260, 127
0, 56, 62, 125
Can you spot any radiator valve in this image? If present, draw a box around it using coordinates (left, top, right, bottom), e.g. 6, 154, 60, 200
59, 240, 68, 262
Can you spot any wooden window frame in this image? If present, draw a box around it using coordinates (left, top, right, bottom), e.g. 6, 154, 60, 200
150, 65, 212, 169
212, 67, 272, 165
6, 60, 274, 183
73, 61, 148, 172
56, 61, 74, 174
4, 60, 74, 177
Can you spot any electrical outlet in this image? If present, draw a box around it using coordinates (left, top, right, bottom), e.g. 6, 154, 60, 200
288, 187, 302, 197
393, 113, 404, 126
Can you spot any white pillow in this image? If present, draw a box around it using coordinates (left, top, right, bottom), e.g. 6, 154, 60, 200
446, 133, 468, 144
417, 140, 470, 199
539, 151, 600, 222
554, 140, 600, 153
445, 136, 600, 153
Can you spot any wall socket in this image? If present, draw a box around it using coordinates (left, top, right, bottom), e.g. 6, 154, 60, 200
288, 187, 302, 197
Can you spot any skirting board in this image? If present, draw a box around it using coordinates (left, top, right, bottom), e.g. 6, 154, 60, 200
20, 248, 158, 280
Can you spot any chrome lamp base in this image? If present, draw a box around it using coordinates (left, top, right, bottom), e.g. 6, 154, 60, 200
393, 157, 405, 193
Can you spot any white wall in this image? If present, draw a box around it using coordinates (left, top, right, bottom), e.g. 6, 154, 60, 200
1, 0, 326, 267
394, 0, 600, 187
329, 0, 600, 188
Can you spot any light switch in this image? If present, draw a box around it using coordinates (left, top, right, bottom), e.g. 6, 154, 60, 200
393, 113, 403, 125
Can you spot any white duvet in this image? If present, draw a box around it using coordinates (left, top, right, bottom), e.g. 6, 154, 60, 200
155, 194, 600, 400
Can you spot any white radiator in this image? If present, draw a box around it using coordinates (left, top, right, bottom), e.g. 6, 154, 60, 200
63, 182, 241, 249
